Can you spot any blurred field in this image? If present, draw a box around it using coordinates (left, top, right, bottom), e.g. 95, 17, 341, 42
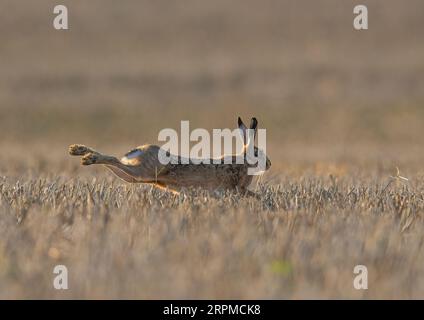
1, 0, 424, 299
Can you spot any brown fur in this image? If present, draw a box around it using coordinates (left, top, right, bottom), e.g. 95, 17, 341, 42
69, 117, 271, 194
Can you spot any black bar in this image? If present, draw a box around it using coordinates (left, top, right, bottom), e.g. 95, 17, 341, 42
0, 300, 420, 319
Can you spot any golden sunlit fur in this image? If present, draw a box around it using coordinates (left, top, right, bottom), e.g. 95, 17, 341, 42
69, 117, 271, 195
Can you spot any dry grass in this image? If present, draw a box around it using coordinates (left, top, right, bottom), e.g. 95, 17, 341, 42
1, 173, 424, 299
1, 0, 424, 299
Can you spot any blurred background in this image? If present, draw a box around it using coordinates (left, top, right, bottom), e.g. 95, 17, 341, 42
2, 0, 424, 300
0, 0, 424, 176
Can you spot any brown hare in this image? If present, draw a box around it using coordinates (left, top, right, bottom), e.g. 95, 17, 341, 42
69, 117, 271, 194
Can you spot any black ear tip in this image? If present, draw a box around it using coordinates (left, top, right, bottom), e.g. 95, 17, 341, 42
250, 117, 258, 128
238, 117, 243, 125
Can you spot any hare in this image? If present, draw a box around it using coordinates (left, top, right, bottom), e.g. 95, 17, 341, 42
69, 117, 271, 194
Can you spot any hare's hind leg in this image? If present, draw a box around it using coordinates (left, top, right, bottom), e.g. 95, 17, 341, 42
81, 152, 141, 182
81, 153, 120, 166
69, 145, 141, 182
69, 144, 98, 156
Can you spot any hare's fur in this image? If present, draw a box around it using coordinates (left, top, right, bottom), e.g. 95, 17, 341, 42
69, 117, 271, 194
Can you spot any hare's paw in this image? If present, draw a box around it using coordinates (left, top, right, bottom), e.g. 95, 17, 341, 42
69, 144, 92, 156
81, 153, 98, 165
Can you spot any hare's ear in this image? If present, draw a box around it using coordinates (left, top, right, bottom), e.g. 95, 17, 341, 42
250, 117, 258, 140
238, 116, 248, 145
238, 117, 247, 131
